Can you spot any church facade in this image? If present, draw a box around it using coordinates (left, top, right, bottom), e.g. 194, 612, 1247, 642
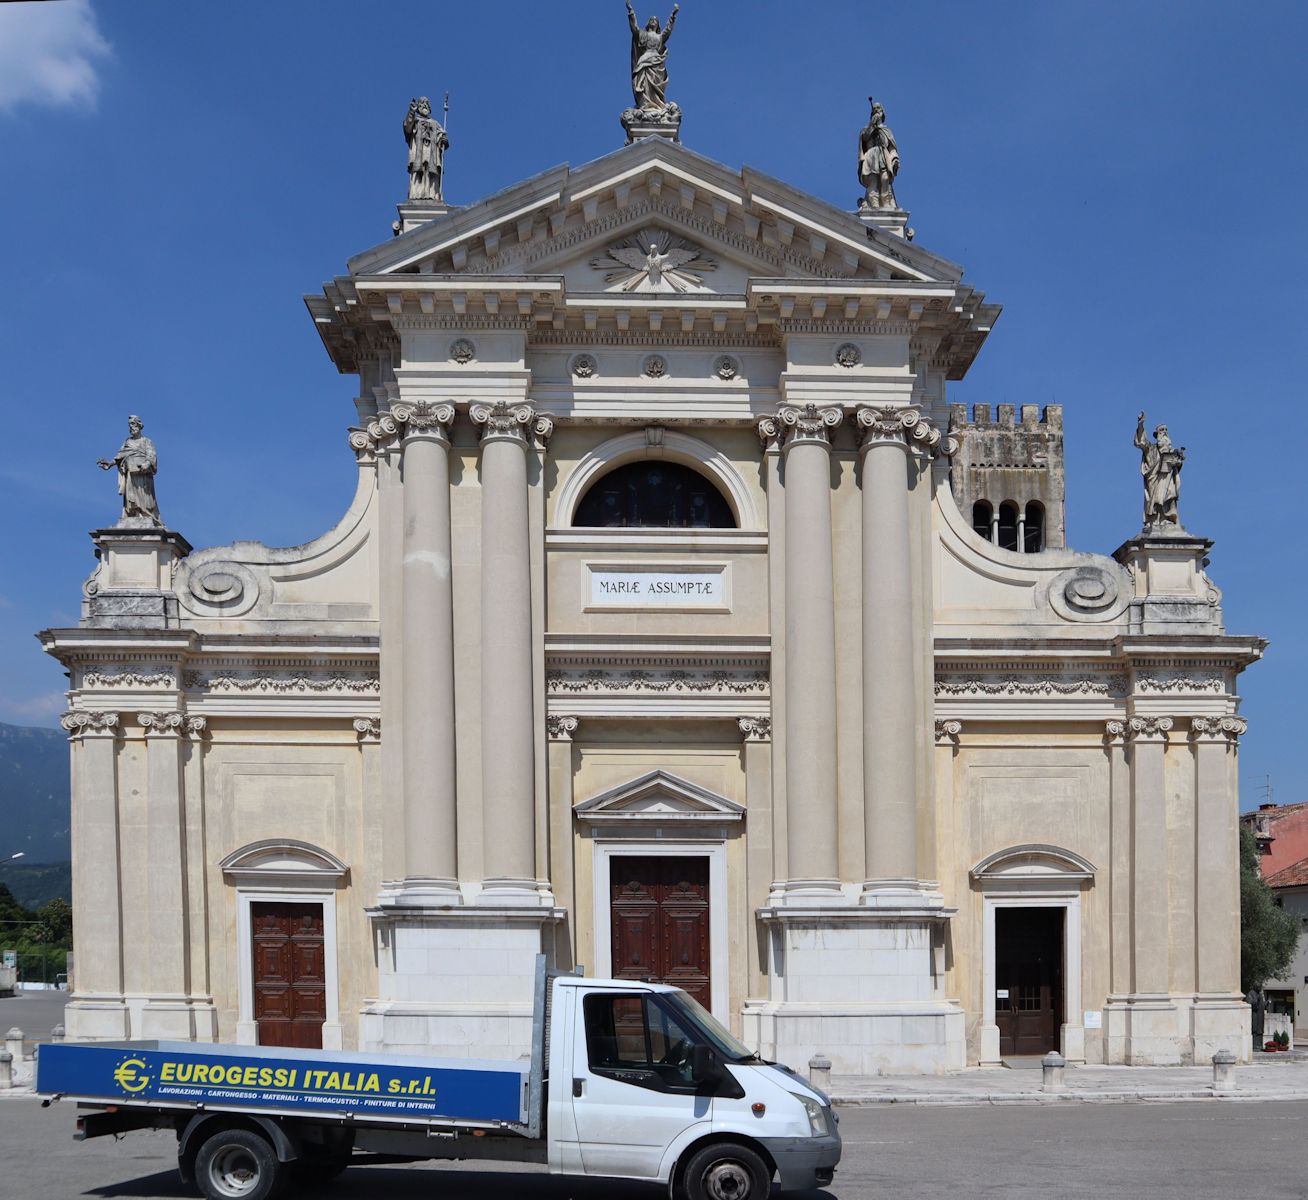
43, 108, 1263, 1073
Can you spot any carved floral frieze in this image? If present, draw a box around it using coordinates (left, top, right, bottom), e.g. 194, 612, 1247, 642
81, 668, 177, 689
1134, 670, 1226, 695
548, 667, 769, 696
934, 673, 1127, 698
183, 671, 380, 695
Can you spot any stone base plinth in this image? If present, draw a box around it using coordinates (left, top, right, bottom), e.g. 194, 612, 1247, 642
858, 206, 911, 240
621, 105, 681, 144
63, 996, 131, 1042
744, 904, 964, 1074
1103, 995, 1190, 1065
138, 998, 220, 1042
361, 900, 564, 1059
1191, 995, 1253, 1065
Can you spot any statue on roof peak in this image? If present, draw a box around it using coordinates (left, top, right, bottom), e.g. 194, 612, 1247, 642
626, 1, 679, 115
404, 95, 449, 203
858, 99, 900, 212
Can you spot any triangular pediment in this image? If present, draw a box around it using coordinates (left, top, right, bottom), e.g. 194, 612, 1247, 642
574, 768, 744, 825
347, 138, 960, 287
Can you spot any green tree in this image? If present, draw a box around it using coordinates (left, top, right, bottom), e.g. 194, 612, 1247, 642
1241, 824, 1300, 993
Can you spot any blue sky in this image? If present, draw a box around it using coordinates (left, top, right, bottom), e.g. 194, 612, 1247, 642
1, 0, 1304, 809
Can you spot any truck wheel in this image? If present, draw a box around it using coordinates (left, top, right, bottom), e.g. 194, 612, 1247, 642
682, 1142, 771, 1200
194, 1128, 283, 1200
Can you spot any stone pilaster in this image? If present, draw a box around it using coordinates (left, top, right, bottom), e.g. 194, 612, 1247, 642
136, 711, 215, 1040
1189, 716, 1251, 1062
762, 404, 842, 899
471, 401, 555, 902
60, 710, 129, 1040
855, 405, 941, 900
393, 401, 459, 901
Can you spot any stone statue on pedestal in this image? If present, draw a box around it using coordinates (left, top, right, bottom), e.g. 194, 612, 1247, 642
622, 1, 681, 141
97, 415, 162, 528
859, 99, 900, 212
627, 1, 678, 111
404, 96, 449, 203
1135, 412, 1186, 530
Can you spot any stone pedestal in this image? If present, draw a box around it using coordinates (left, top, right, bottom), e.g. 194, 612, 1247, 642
84, 527, 191, 629
858, 207, 911, 240
621, 107, 682, 144
1113, 530, 1221, 633
394, 200, 450, 235
360, 901, 563, 1058
743, 907, 964, 1075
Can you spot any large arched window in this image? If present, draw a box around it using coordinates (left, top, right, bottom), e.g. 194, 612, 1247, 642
573, 460, 736, 528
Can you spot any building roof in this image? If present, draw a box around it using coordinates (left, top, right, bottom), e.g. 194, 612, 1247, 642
1266, 857, 1308, 890
1243, 802, 1308, 879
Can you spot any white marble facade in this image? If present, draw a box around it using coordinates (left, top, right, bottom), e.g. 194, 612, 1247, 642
42, 133, 1262, 1071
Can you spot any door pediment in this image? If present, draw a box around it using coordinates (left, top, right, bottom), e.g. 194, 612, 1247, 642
574, 769, 744, 827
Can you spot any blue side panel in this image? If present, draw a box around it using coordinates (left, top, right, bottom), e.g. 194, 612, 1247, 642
37, 1043, 525, 1123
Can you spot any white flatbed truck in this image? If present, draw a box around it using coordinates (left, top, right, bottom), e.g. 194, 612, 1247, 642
37, 960, 840, 1199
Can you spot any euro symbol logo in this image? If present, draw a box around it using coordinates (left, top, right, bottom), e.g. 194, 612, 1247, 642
112, 1058, 150, 1094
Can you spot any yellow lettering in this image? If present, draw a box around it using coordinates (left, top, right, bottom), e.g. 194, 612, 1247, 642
388, 1079, 400, 1095
272, 1069, 289, 1089
160, 1063, 176, 1083
258, 1068, 273, 1088
193, 1065, 210, 1084
288, 1070, 298, 1089
241, 1067, 258, 1087
363, 1073, 380, 1093
323, 1071, 342, 1091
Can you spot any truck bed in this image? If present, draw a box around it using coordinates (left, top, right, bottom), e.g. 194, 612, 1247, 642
37, 1040, 529, 1128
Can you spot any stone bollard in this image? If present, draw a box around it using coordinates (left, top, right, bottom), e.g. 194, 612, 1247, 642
1041, 1051, 1066, 1092
1212, 1049, 1238, 1094
808, 1054, 833, 1094
0, 1051, 11, 1089
4, 1028, 23, 1064
50, 1025, 65, 1042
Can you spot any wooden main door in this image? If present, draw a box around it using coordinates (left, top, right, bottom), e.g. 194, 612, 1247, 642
995, 906, 1063, 1057
610, 857, 711, 1011
250, 901, 326, 1049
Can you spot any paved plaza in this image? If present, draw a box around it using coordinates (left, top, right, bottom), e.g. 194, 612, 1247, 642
1, 1097, 1306, 1199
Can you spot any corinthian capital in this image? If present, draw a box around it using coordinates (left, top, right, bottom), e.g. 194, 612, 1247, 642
469, 401, 544, 447
773, 404, 843, 450
60, 710, 120, 740
1190, 716, 1247, 744
855, 405, 942, 452
137, 710, 204, 737
1126, 715, 1173, 742
392, 401, 456, 440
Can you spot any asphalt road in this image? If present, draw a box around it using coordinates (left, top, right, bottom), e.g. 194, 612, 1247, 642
2, 1098, 1307, 1199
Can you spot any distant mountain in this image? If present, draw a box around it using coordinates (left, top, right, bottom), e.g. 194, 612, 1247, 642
0, 722, 70, 864
2, 861, 71, 908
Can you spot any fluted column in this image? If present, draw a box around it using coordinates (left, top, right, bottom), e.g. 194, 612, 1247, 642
472, 401, 552, 899
395, 401, 459, 897
856, 406, 940, 895
764, 404, 842, 896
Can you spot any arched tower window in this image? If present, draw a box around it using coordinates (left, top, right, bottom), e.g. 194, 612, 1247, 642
972, 500, 994, 543
1024, 501, 1045, 554
997, 501, 1020, 552
573, 460, 736, 529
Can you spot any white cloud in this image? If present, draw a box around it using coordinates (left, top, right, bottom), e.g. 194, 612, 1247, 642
0, 692, 67, 726
0, 0, 112, 114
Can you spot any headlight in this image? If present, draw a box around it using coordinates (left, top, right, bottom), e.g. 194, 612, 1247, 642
798, 1094, 827, 1137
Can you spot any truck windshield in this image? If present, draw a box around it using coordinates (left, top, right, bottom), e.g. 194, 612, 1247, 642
660, 990, 757, 1062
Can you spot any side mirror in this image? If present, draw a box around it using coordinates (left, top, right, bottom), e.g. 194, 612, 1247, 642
689, 1044, 720, 1086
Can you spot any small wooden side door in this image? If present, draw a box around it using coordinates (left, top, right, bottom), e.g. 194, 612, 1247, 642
994, 906, 1063, 1057
250, 901, 326, 1049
